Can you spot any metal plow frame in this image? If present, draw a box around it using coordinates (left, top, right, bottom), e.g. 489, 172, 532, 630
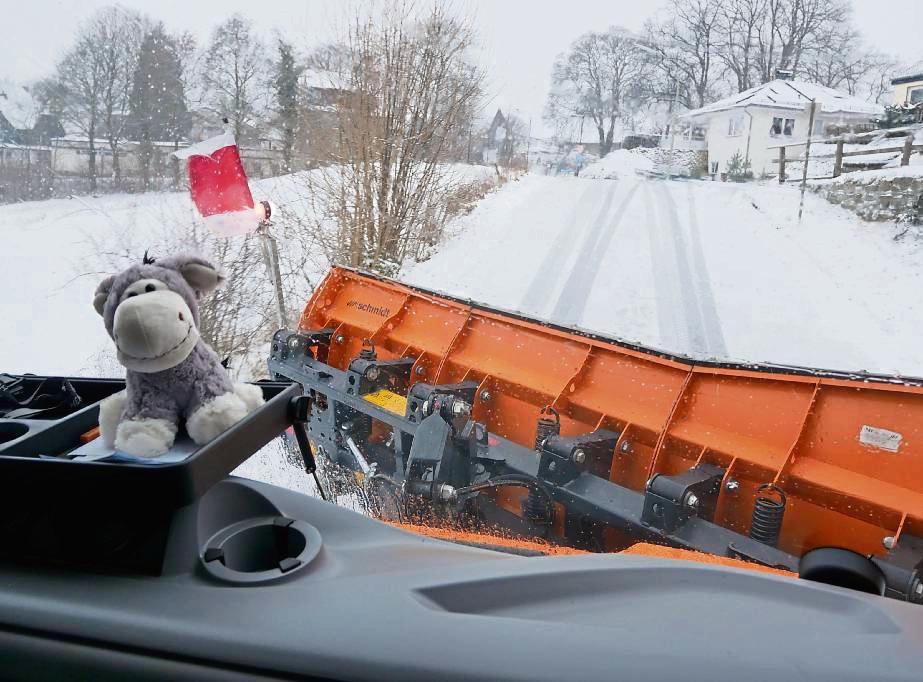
268, 266, 923, 602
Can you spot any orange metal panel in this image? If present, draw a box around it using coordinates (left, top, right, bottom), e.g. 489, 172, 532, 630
299, 267, 923, 558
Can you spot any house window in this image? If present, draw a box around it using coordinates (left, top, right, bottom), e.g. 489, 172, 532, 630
770, 117, 782, 136
910, 87, 923, 105
710, 161, 719, 174
727, 114, 744, 137
812, 118, 825, 136
783, 118, 795, 136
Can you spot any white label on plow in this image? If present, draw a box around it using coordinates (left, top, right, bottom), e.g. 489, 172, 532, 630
859, 425, 902, 453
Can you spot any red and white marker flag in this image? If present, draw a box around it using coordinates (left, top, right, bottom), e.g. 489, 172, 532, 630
174, 131, 261, 237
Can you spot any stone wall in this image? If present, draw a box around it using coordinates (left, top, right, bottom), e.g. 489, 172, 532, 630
810, 171, 923, 222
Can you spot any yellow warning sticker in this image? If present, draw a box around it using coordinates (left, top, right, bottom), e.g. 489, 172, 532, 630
363, 389, 408, 416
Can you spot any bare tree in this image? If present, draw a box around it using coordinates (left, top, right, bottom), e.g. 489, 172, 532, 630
38, 6, 145, 191
201, 15, 268, 143
96, 7, 146, 189
751, 0, 850, 83
304, 43, 351, 73
647, 0, 724, 109
717, 0, 764, 92
305, 2, 485, 273
800, 29, 899, 104
545, 27, 651, 156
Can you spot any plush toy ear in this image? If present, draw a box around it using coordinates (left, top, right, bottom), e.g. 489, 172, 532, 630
93, 275, 115, 316
180, 261, 226, 295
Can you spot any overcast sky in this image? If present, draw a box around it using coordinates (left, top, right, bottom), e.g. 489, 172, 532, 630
2, 0, 920, 133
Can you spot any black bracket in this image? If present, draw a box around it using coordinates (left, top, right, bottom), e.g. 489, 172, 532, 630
288, 396, 317, 474
270, 329, 334, 367
346, 356, 416, 397
538, 430, 620, 486
641, 463, 724, 534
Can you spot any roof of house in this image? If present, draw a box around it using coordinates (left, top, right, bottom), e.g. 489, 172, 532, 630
682, 79, 882, 119
0, 79, 40, 130
892, 73, 923, 86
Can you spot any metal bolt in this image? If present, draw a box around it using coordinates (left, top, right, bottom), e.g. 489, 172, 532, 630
366, 366, 380, 381
335, 334, 345, 344
437, 483, 457, 503
883, 536, 896, 550
619, 440, 632, 454
725, 478, 740, 492
684, 493, 700, 511
451, 399, 472, 416
479, 389, 491, 402
572, 449, 587, 464
415, 365, 426, 376
548, 461, 557, 472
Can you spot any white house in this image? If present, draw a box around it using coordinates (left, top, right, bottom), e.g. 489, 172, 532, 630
681, 79, 882, 178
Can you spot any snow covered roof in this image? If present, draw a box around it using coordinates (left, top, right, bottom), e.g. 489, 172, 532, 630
300, 69, 346, 91
682, 79, 882, 119
0, 79, 40, 130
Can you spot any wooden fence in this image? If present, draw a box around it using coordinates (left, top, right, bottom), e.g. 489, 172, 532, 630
773, 128, 923, 183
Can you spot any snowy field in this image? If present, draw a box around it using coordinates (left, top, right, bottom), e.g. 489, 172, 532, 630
4, 167, 923, 385
403, 173, 923, 377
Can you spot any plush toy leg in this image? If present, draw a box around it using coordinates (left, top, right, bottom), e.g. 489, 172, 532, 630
99, 390, 127, 448
115, 418, 178, 458
186, 392, 250, 445
232, 382, 265, 412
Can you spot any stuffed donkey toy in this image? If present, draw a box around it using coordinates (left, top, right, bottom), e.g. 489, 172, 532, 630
93, 253, 263, 457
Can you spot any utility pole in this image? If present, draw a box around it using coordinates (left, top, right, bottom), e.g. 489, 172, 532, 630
798, 100, 817, 224
667, 80, 680, 179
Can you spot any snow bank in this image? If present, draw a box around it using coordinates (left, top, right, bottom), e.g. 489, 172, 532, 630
581, 150, 654, 179
810, 163, 923, 187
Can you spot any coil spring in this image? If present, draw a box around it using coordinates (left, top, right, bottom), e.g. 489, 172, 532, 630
525, 406, 561, 526
749, 483, 787, 546
534, 406, 560, 450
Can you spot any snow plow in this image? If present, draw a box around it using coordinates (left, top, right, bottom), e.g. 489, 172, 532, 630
270, 265, 923, 602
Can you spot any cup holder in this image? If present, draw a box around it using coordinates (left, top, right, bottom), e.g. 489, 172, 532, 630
0, 422, 29, 444
201, 516, 321, 584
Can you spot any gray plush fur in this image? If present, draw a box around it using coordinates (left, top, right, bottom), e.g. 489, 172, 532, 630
122, 341, 233, 422
94, 252, 258, 456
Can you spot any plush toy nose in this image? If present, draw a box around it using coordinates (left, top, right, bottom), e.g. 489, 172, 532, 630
113, 290, 195, 361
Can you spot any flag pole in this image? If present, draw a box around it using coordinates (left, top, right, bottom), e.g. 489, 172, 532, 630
256, 201, 288, 329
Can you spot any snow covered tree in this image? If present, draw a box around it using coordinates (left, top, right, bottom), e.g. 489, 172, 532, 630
545, 27, 652, 156
272, 37, 303, 172
725, 150, 753, 181
127, 23, 190, 189
200, 15, 268, 143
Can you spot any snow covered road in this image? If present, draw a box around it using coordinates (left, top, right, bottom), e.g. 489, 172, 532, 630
403, 173, 923, 376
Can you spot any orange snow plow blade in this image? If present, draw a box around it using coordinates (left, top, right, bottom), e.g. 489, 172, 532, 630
296, 266, 923, 567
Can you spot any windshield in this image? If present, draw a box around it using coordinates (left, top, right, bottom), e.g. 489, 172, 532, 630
2, 0, 923, 596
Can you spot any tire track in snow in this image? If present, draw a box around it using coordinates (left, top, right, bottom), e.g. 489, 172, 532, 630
682, 184, 728, 357
654, 182, 726, 357
644, 183, 683, 350
520, 182, 608, 316
550, 181, 641, 327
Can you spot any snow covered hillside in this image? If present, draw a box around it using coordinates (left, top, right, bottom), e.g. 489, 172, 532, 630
0, 164, 496, 378
403, 174, 923, 377
1, 174, 322, 377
